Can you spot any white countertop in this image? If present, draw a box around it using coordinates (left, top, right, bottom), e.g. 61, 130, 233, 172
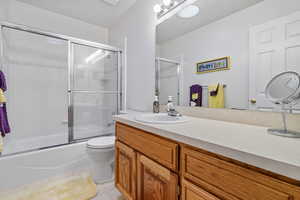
114, 111, 300, 181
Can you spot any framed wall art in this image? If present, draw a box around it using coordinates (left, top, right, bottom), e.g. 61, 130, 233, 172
196, 57, 231, 74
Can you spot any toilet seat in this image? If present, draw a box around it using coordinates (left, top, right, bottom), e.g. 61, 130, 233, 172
87, 136, 115, 149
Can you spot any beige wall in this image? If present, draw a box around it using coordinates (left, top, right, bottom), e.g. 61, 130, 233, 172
109, 0, 158, 112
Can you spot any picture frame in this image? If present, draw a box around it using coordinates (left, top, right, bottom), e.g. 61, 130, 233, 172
196, 57, 231, 74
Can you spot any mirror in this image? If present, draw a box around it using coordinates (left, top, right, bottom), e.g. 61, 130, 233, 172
265, 71, 300, 105
155, 0, 300, 114
155, 57, 181, 105
265, 71, 300, 137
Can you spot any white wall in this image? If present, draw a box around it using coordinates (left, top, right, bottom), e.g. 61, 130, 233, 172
159, 0, 300, 109
109, 0, 157, 111
5, 0, 108, 43
0, 1, 9, 21
156, 44, 161, 57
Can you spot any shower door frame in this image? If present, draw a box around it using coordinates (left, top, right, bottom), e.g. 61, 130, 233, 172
155, 57, 181, 105
0, 22, 122, 155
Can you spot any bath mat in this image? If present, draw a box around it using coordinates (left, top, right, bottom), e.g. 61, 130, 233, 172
0, 173, 97, 200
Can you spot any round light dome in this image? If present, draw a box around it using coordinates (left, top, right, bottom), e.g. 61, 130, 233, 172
177, 5, 199, 18
153, 4, 162, 13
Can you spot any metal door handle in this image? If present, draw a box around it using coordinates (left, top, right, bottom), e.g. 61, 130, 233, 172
250, 98, 257, 104
61, 120, 68, 125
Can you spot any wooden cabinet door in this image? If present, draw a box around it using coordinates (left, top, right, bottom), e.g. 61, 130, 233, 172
115, 141, 136, 200
182, 179, 221, 200
137, 153, 178, 200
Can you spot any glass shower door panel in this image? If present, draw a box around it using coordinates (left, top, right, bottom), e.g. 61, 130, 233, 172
159, 61, 179, 105
72, 43, 119, 140
73, 44, 118, 92
1, 28, 69, 155
73, 92, 117, 139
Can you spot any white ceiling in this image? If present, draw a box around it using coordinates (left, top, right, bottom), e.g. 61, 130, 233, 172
15, 0, 137, 27
157, 0, 263, 44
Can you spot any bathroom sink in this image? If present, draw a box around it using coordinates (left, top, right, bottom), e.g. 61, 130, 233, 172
135, 113, 189, 124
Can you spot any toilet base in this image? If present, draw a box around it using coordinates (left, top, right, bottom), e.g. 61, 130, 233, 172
86, 147, 115, 184
91, 162, 115, 184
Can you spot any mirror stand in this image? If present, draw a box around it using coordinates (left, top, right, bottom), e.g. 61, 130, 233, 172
268, 105, 300, 138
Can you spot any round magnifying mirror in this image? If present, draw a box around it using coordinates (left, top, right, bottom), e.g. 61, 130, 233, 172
265, 71, 300, 138
265, 71, 300, 105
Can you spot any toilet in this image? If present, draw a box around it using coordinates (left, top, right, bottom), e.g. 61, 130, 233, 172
86, 136, 115, 184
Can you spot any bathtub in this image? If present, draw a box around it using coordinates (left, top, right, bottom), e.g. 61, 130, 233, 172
2, 125, 114, 155
0, 141, 100, 192
2, 133, 68, 155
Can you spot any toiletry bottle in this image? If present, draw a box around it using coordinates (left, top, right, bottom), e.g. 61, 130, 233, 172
166, 96, 175, 112
153, 96, 160, 113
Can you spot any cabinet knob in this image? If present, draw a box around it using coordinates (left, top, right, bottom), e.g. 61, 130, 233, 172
250, 98, 257, 104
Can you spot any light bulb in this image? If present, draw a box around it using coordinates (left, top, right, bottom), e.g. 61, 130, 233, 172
163, 0, 172, 6
177, 5, 199, 18
153, 4, 162, 13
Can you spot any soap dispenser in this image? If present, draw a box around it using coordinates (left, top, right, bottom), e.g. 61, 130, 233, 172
166, 96, 175, 112
153, 96, 160, 113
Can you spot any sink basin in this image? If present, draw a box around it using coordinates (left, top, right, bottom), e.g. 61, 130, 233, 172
135, 113, 189, 124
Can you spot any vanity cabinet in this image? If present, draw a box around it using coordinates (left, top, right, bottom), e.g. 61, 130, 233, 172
115, 122, 300, 200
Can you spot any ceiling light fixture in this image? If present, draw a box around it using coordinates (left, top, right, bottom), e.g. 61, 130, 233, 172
153, 0, 181, 17
153, 4, 162, 13
177, 5, 199, 18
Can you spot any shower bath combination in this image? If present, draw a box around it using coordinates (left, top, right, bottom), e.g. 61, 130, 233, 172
0, 21, 122, 157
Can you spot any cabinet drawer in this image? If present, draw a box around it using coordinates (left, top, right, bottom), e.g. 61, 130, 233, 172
182, 147, 300, 200
116, 123, 178, 171
182, 179, 220, 200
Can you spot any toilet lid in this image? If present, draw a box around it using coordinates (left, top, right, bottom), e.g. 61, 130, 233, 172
87, 136, 115, 149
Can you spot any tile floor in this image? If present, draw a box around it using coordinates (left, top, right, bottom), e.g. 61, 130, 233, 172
93, 181, 124, 200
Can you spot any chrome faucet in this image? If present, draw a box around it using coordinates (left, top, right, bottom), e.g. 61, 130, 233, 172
166, 96, 182, 117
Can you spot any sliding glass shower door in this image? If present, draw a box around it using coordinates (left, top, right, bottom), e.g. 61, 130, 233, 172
71, 44, 119, 140
0, 23, 121, 156
1, 27, 69, 155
